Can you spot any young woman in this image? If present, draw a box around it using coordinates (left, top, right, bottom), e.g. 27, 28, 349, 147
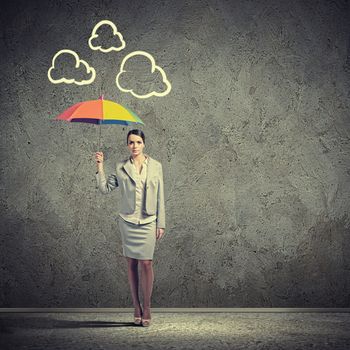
94, 129, 165, 327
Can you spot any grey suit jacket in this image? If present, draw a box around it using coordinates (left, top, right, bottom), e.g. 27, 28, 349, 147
95, 154, 166, 229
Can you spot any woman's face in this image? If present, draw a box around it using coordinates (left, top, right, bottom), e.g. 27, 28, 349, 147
127, 134, 145, 157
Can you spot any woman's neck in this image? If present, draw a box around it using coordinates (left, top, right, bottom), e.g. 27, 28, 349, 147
131, 153, 147, 163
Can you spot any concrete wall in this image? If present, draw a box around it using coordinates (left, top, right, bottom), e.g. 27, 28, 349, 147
1, 0, 349, 307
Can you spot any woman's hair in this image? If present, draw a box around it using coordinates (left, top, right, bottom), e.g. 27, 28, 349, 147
127, 129, 145, 145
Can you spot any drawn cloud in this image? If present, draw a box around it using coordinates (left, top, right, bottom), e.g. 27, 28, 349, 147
116, 51, 172, 99
88, 20, 126, 53
47, 49, 96, 85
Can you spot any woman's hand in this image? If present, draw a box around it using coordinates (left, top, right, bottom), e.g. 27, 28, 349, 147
95, 152, 104, 172
95, 151, 104, 164
156, 228, 165, 240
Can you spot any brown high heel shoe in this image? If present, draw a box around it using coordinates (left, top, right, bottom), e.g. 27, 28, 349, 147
134, 317, 142, 325
134, 307, 143, 325
141, 318, 151, 327
141, 308, 151, 327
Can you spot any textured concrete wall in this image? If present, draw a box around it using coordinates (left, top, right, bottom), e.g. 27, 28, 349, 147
1, 0, 349, 307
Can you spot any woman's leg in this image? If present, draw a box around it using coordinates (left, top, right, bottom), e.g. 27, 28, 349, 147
139, 259, 154, 319
126, 257, 142, 317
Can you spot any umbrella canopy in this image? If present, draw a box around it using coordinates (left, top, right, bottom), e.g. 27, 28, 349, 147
54, 95, 144, 149
55, 95, 144, 125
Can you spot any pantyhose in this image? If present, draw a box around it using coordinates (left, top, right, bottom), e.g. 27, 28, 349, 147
126, 257, 154, 320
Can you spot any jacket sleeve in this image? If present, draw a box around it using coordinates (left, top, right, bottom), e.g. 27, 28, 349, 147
95, 168, 119, 194
156, 163, 166, 229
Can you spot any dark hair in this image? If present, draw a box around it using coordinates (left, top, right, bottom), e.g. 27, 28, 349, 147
127, 129, 145, 145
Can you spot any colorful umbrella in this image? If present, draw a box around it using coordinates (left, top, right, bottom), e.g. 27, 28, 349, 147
54, 95, 144, 149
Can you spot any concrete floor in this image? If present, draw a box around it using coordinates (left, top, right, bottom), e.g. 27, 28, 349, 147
0, 312, 349, 349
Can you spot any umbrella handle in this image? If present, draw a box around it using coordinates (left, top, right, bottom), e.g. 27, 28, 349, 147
98, 122, 101, 151
98, 86, 103, 151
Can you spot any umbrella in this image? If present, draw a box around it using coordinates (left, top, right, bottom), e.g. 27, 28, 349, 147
54, 95, 144, 149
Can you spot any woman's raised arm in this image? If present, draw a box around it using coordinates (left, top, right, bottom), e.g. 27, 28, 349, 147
94, 152, 119, 194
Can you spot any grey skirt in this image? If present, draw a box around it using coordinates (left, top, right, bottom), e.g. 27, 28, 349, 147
118, 216, 157, 260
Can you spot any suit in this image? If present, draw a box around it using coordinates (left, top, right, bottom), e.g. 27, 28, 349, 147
95, 154, 166, 229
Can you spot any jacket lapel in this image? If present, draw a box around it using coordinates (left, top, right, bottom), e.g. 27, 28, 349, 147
145, 155, 155, 184
122, 154, 155, 184
122, 158, 136, 183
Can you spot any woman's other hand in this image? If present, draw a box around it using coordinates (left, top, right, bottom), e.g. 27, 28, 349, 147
156, 228, 165, 240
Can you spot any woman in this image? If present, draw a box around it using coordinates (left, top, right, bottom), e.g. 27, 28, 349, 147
94, 129, 166, 327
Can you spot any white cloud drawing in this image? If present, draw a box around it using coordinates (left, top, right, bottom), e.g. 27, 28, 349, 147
116, 50, 172, 99
88, 20, 126, 53
47, 49, 96, 85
